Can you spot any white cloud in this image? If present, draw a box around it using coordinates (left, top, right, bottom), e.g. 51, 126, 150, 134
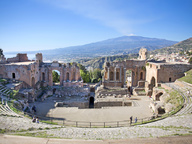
42, 0, 154, 35
41, 0, 133, 34
127, 33, 136, 36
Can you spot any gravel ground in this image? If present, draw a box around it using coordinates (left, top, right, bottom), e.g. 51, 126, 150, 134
0, 81, 192, 140
0, 116, 61, 131
1, 113, 190, 140
44, 114, 192, 139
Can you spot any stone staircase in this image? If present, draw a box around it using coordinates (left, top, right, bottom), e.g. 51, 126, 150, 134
165, 82, 192, 115
0, 99, 20, 117
0, 98, 61, 131
0, 85, 12, 96
133, 87, 146, 96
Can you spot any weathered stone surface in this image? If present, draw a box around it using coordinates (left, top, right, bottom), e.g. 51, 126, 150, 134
0, 53, 81, 88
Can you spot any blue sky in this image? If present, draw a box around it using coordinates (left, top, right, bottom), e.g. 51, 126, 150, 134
0, 0, 192, 52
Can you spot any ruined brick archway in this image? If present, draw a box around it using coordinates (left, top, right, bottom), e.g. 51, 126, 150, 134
42, 72, 45, 81
140, 72, 143, 80
31, 77, 35, 88
110, 71, 114, 81
48, 67, 63, 86
89, 97, 94, 108
66, 72, 70, 81
125, 69, 136, 87
151, 77, 156, 87
12, 73, 15, 79
52, 70, 60, 86
103, 60, 146, 88
156, 92, 163, 101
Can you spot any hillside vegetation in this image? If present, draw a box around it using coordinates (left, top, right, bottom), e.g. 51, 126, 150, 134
78, 53, 138, 69
78, 37, 192, 70
178, 69, 192, 84
150, 37, 192, 55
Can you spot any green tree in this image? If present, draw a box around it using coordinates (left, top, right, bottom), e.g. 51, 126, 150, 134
78, 63, 102, 83
188, 57, 192, 64
89, 68, 102, 83
77, 63, 86, 72
10, 90, 19, 99
89, 70, 93, 80
80, 70, 90, 83
92, 68, 102, 80
52, 71, 60, 82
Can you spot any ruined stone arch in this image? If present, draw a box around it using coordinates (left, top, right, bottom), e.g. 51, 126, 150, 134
102, 59, 146, 87
110, 71, 114, 81
156, 92, 163, 101
66, 72, 70, 81
42, 72, 45, 81
31, 77, 35, 88
49, 68, 62, 86
12, 73, 15, 79
150, 77, 156, 89
140, 72, 143, 80
73, 71, 76, 81
116, 71, 119, 80
158, 107, 165, 114
125, 69, 136, 86
89, 97, 94, 108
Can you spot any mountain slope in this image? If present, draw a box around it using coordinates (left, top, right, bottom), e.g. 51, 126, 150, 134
79, 37, 192, 70
78, 53, 138, 70
4, 36, 178, 62
150, 37, 192, 54
43, 36, 177, 55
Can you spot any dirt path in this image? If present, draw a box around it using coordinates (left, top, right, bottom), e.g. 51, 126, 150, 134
1, 134, 192, 144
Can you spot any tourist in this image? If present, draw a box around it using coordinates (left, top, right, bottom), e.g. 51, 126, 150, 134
32, 116, 36, 123
135, 117, 137, 123
36, 117, 39, 124
129, 92, 131, 98
130, 116, 132, 125
32, 105, 36, 113
149, 95, 151, 99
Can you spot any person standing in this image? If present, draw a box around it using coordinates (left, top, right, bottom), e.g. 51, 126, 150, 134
130, 116, 132, 125
36, 117, 39, 124
32, 116, 36, 123
135, 117, 137, 123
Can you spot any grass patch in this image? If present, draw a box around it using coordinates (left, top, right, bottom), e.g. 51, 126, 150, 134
40, 120, 58, 125
0, 79, 7, 84
178, 69, 192, 84
8, 101, 23, 114
172, 133, 192, 136
157, 87, 165, 89
28, 127, 35, 131
15, 131, 54, 138
0, 128, 16, 134
133, 95, 184, 126
145, 125, 190, 130
0, 129, 6, 134
165, 90, 184, 108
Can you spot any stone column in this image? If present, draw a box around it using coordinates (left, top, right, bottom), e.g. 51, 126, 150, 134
108, 67, 110, 81
120, 67, 122, 82
114, 67, 116, 82
114, 67, 116, 87
124, 68, 126, 87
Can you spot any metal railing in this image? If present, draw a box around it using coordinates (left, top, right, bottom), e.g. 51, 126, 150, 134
3, 83, 186, 128
7, 101, 177, 128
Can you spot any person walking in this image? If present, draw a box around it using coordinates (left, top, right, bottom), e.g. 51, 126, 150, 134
130, 116, 132, 125
135, 117, 137, 123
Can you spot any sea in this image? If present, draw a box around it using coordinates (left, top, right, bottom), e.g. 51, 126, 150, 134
4, 53, 36, 60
